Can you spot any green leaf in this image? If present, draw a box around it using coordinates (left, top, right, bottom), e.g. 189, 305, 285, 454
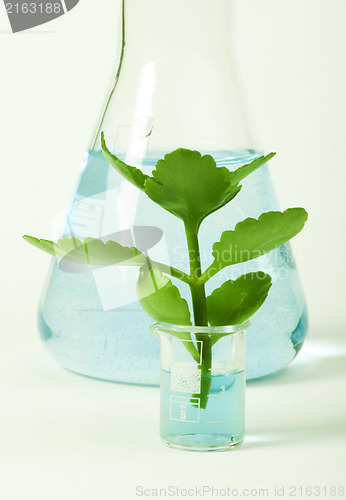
229, 152, 276, 186
144, 149, 276, 231
203, 208, 308, 281
138, 265, 200, 362
23, 235, 146, 266
137, 264, 192, 325
207, 272, 272, 326
144, 149, 242, 231
101, 132, 151, 191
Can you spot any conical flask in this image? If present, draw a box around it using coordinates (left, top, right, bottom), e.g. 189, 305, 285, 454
39, 0, 308, 383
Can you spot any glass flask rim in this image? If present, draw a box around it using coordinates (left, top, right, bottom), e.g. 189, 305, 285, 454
149, 320, 251, 337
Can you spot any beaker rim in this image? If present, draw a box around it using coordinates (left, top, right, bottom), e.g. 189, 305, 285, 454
149, 320, 251, 336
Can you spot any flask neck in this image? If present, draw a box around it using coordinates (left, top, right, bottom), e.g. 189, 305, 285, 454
123, 0, 230, 63
96, 0, 257, 158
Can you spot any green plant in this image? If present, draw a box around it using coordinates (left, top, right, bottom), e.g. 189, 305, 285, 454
24, 134, 308, 408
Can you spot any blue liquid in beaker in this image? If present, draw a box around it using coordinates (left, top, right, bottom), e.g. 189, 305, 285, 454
160, 368, 245, 449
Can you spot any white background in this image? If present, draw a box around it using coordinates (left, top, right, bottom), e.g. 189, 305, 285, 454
0, 1, 345, 499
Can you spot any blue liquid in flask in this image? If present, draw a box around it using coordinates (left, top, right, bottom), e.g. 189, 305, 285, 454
38, 149, 308, 383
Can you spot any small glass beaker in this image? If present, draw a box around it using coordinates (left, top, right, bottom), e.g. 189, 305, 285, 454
149, 321, 249, 452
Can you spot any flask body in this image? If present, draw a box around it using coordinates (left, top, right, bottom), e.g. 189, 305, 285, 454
39, 0, 308, 382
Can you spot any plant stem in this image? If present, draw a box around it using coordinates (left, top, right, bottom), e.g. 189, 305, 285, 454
199, 264, 220, 285
196, 338, 212, 409
150, 260, 191, 285
185, 224, 211, 410
185, 225, 208, 326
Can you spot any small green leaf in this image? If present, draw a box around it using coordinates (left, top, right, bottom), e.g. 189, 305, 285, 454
203, 208, 308, 281
137, 264, 192, 325
101, 132, 151, 191
23, 235, 146, 266
207, 272, 272, 326
144, 149, 242, 231
229, 153, 276, 186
